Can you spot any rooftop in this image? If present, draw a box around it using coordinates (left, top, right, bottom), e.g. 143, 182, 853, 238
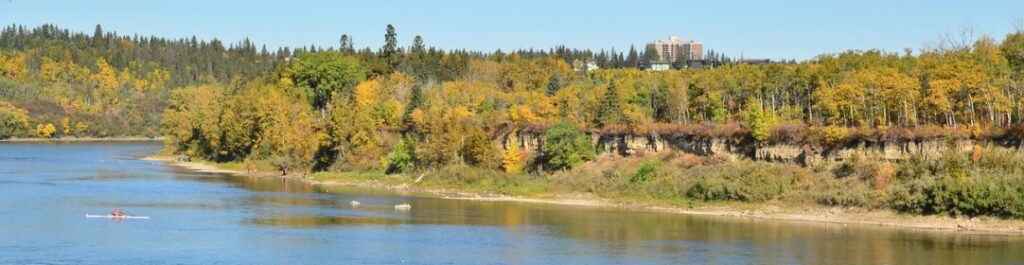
651, 35, 702, 45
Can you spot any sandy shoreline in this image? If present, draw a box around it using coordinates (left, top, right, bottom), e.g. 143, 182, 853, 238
141, 156, 242, 174
144, 155, 1024, 236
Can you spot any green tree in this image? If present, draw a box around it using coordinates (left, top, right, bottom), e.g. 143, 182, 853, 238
283, 51, 367, 110
542, 121, 595, 170
382, 24, 400, 71
643, 45, 660, 69
546, 73, 565, 96
626, 45, 639, 68
411, 35, 425, 54
339, 34, 354, 54
401, 84, 424, 133
596, 84, 621, 127
1002, 30, 1024, 73
386, 137, 416, 173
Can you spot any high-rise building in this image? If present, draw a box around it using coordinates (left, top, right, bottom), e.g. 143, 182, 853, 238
647, 36, 703, 64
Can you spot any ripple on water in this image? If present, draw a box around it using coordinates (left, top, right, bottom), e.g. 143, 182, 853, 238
0, 179, 58, 186
81, 201, 221, 210
244, 215, 406, 228
57, 173, 151, 182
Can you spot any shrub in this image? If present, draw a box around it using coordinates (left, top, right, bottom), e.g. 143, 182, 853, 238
832, 153, 877, 179
685, 161, 799, 202
819, 125, 848, 145
895, 153, 929, 181
816, 180, 875, 207
426, 165, 549, 195
461, 127, 501, 169
542, 121, 595, 170
885, 147, 1024, 218
0, 100, 29, 139
873, 162, 896, 193
887, 174, 1024, 218
630, 159, 661, 183
385, 138, 415, 174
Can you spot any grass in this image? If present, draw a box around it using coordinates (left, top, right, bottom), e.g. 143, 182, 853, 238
417, 165, 551, 196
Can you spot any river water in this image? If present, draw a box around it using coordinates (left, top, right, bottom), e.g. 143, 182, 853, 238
0, 142, 1022, 264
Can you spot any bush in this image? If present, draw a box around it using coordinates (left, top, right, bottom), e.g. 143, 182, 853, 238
0, 100, 29, 139
887, 174, 1024, 218
685, 161, 799, 202
542, 121, 595, 170
425, 165, 549, 195
630, 159, 661, 183
885, 147, 1024, 218
0, 102, 29, 139
461, 128, 501, 169
819, 125, 848, 145
386, 138, 416, 174
815, 178, 876, 207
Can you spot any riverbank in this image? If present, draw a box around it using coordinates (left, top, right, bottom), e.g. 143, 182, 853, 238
1, 136, 164, 142
143, 155, 1024, 236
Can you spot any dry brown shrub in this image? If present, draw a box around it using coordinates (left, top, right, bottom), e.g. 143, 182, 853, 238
971, 144, 983, 163
873, 162, 896, 194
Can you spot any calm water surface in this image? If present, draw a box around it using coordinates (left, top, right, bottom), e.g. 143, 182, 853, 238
1, 142, 1022, 264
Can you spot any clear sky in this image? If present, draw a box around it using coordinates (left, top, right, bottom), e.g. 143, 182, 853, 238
1, 0, 1021, 60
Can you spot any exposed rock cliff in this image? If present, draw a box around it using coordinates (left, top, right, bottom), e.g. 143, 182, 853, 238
504, 131, 1019, 167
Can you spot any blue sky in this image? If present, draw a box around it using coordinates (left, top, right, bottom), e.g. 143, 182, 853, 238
1, 0, 1021, 60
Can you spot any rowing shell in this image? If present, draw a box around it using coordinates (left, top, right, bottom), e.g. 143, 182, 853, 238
85, 214, 150, 219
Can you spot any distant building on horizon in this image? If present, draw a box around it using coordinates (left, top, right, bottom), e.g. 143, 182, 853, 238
646, 36, 703, 71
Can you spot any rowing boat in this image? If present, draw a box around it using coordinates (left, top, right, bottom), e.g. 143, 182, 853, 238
85, 214, 150, 219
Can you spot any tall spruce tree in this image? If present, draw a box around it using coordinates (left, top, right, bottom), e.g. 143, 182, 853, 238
597, 84, 620, 127
339, 34, 354, 54
382, 24, 399, 71
411, 35, 425, 53
626, 45, 639, 68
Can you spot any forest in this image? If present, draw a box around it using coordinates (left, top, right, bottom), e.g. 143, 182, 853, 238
3, 24, 1024, 218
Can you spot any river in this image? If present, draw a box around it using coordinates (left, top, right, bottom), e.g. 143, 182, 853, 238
0, 142, 1022, 264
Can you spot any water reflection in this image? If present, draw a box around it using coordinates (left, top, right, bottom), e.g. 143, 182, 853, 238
245, 215, 405, 227
6, 142, 1019, 264
194, 171, 1024, 264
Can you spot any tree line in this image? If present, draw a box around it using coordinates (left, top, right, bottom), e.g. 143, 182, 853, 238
2, 23, 1023, 176
157, 24, 1024, 176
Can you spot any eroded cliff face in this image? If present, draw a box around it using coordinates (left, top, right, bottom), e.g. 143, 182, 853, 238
504, 131, 1019, 167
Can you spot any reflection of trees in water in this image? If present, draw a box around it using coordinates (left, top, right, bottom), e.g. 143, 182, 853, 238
400, 200, 1024, 264
246, 215, 404, 227
191, 172, 1024, 264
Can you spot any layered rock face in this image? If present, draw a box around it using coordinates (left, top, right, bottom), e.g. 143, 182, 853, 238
505, 130, 1017, 167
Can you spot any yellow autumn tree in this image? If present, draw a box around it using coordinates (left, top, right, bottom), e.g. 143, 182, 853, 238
61, 117, 71, 136
90, 58, 120, 110
0, 100, 30, 139
0, 52, 28, 80
75, 122, 89, 136
36, 123, 57, 138
502, 131, 525, 174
